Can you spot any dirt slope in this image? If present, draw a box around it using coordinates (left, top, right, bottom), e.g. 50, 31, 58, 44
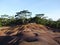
0, 23, 60, 45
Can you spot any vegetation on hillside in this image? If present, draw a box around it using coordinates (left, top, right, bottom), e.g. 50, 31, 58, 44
0, 10, 60, 32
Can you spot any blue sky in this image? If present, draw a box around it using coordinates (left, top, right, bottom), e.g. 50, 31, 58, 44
0, 0, 60, 20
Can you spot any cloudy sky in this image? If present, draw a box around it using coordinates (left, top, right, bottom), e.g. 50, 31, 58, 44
0, 0, 60, 20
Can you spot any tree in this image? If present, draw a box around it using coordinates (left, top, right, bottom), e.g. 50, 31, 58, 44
56, 19, 60, 28
35, 14, 44, 18
57, 19, 60, 22
1, 14, 9, 19
0, 14, 9, 26
0, 18, 2, 26
15, 10, 32, 24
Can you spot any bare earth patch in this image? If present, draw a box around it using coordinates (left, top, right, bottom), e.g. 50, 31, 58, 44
0, 23, 60, 45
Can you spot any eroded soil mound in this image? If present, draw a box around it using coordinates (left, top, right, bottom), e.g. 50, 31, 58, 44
0, 23, 60, 45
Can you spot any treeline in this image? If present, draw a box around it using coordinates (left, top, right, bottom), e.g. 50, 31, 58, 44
0, 10, 60, 32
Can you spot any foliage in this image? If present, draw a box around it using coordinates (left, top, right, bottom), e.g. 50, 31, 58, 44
15, 10, 32, 24
0, 10, 60, 32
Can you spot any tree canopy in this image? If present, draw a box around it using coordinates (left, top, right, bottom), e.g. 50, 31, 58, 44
0, 10, 60, 32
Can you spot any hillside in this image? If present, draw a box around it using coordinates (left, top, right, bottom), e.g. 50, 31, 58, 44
0, 23, 60, 45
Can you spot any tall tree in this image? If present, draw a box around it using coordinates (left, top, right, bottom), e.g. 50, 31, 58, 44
15, 10, 32, 24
